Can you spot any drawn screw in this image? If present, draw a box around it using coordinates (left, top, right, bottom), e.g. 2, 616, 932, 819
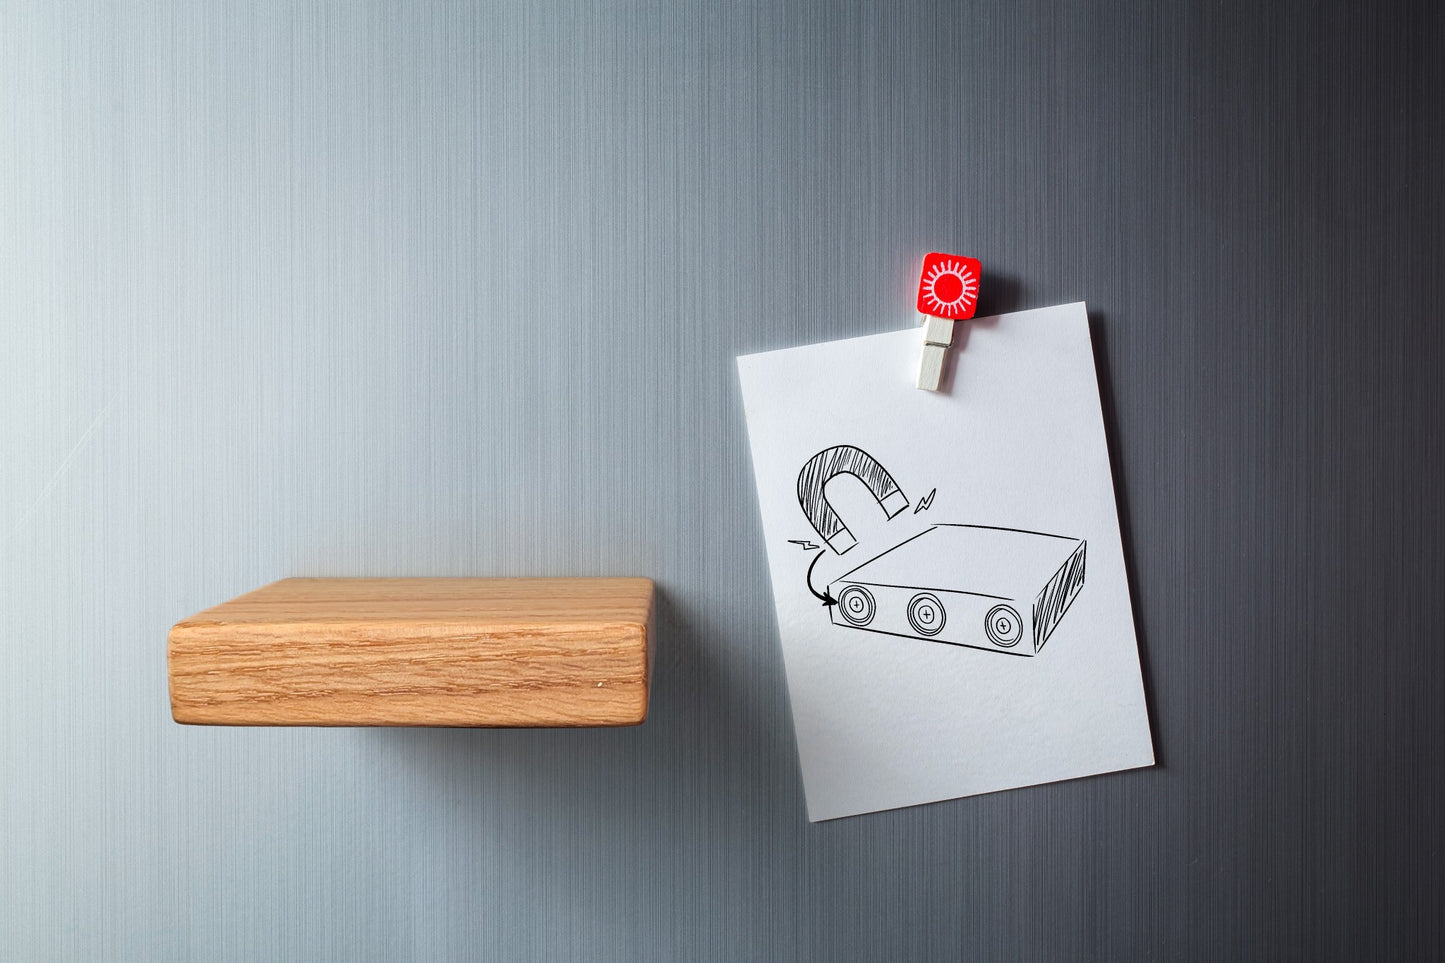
836, 586, 876, 626
907, 593, 946, 637
985, 604, 1023, 648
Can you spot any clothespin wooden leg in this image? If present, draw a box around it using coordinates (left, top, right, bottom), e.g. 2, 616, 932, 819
916, 315, 954, 391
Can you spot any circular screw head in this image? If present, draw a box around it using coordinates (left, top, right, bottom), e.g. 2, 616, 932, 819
985, 604, 1023, 648
837, 585, 876, 627
907, 592, 946, 637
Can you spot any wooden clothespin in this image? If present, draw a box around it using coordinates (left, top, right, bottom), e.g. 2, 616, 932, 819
915, 252, 981, 391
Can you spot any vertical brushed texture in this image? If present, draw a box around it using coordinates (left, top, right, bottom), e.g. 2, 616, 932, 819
2, 0, 1441, 959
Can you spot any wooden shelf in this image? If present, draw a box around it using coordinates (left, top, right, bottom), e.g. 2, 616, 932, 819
167, 577, 654, 727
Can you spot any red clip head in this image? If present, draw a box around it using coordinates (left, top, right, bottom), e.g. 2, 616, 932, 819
916, 253, 981, 320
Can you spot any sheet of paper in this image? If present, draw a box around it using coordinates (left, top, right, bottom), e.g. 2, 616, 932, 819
737, 302, 1154, 821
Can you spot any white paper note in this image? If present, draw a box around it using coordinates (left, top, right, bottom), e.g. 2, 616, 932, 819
737, 303, 1154, 821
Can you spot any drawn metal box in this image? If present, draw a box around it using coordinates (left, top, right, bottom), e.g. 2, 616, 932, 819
828, 524, 1087, 656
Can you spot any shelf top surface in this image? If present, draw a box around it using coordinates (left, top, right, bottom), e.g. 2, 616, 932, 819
172, 577, 655, 630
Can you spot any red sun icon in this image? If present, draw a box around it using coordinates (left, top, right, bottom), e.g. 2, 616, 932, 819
916, 252, 981, 320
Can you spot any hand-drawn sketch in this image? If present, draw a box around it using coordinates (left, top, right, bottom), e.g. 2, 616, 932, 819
912, 488, 937, 514
796, 445, 1086, 657
796, 445, 909, 554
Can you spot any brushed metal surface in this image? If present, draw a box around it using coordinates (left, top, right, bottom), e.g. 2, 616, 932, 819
2, 0, 1441, 958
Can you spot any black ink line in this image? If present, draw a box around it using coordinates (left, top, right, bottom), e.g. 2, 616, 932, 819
829, 623, 1036, 657
1032, 540, 1087, 652
834, 579, 1012, 602
805, 551, 836, 607
932, 522, 1080, 541
835, 527, 937, 582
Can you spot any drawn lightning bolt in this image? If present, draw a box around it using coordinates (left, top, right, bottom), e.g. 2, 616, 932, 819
913, 488, 937, 514
788, 539, 821, 551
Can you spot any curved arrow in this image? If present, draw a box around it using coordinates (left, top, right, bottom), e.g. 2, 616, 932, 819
806, 550, 836, 607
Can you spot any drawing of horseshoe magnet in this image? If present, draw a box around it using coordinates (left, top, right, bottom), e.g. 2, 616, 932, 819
796, 445, 909, 554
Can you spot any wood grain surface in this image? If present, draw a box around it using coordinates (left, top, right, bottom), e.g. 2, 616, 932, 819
168, 578, 654, 726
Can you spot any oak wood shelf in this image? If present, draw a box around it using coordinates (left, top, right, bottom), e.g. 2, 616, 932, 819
167, 577, 654, 727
